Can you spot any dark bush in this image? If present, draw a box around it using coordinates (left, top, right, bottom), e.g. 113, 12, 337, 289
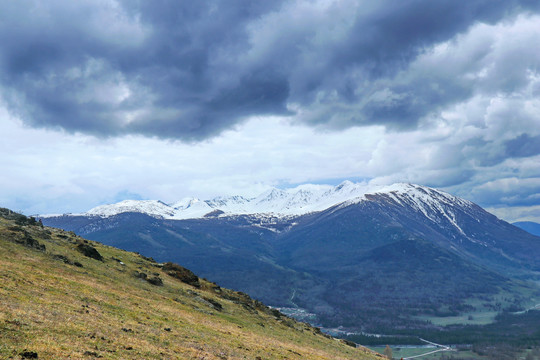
52, 254, 72, 264
271, 308, 282, 318
19, 350, 38, 359
133, 271, 147, 279
15, 231, 46, 251
147, 276, 163, 286
76, 243, 103, 261
162, 262, 200, 287
0, 208, 40, 227
138, 254, 157, 263
340, 339, 357, 348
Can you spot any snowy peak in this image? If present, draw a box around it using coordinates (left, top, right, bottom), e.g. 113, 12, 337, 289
375, 183, 474, 213
170, 198, 207, 210
48, 182, 476, 221
86, 200, 176, 218
254, 188, 288, 205
206, 195, 250, 208
360, 183, 476, 236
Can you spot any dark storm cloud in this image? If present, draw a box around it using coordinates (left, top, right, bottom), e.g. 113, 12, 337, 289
1, 0, 539, 140
505, 134, 540, 159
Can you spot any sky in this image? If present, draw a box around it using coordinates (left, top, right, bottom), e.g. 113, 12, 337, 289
1, 0, 539, 223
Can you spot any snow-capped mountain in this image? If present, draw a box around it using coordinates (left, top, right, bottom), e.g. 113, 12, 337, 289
40, 181, 540, 333
43, 181, 473, 221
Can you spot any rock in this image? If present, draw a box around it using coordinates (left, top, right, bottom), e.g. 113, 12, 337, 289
133, 271, 147, 280
14, 231, 46, 251
52, 254, 71, 263
19, 350, 38, 359
162, 262, 200, 287
76, 243, 103, 261
83, 351, 102, 357
341, 339, 357, 348
271, 308, 282, 318
139, 254, 156, 263
146, 276, 163, 286
201, 296, 223, 311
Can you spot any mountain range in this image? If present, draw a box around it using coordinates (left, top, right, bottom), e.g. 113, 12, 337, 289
46, 181, 447, 220
41, 182, 540, 332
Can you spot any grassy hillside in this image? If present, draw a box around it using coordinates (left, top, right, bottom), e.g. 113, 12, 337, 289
0, 209, 381, 360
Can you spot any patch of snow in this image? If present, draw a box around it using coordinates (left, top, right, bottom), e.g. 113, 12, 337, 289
39, 213, 70, 218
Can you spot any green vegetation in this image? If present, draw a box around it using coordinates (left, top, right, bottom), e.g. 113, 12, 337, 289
0, 208, 381, 359
412, 290, 539, 327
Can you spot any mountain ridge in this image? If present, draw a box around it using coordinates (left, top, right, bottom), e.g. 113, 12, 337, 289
41, 182, 478, 223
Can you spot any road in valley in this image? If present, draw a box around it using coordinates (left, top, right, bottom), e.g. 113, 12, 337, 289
513, 303, 540, 315
401, 338, 454, 359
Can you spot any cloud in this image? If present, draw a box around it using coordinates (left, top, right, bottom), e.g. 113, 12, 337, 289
487, 205, 540, 223
1, 0, 540, 141
1, 1, 540, 222
505, 134, 540, 158
1, 104, 538, 222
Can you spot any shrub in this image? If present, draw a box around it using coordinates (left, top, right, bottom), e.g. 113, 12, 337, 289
162, 262, 200, 287
147, 276, 164, 286
76, 243, 103, 261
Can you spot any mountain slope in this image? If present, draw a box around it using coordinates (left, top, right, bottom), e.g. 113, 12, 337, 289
514, 221, 540, 237
0, 208, 380, 360
277, 185, 540, 274
40, 183, 540, 332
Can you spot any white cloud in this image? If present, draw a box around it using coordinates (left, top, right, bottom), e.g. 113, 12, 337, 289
486, 205, 540, 223
0, 110, 385, 214
2, 105, 539, 223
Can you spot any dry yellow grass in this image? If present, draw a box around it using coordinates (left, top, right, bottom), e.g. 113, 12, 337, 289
0, 214, 382, 359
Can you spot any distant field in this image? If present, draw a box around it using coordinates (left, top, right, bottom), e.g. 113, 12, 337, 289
368, 346, 486, 359
414, 310, 498, 326
369, 345, 540, 360
414, 288, 540, 327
